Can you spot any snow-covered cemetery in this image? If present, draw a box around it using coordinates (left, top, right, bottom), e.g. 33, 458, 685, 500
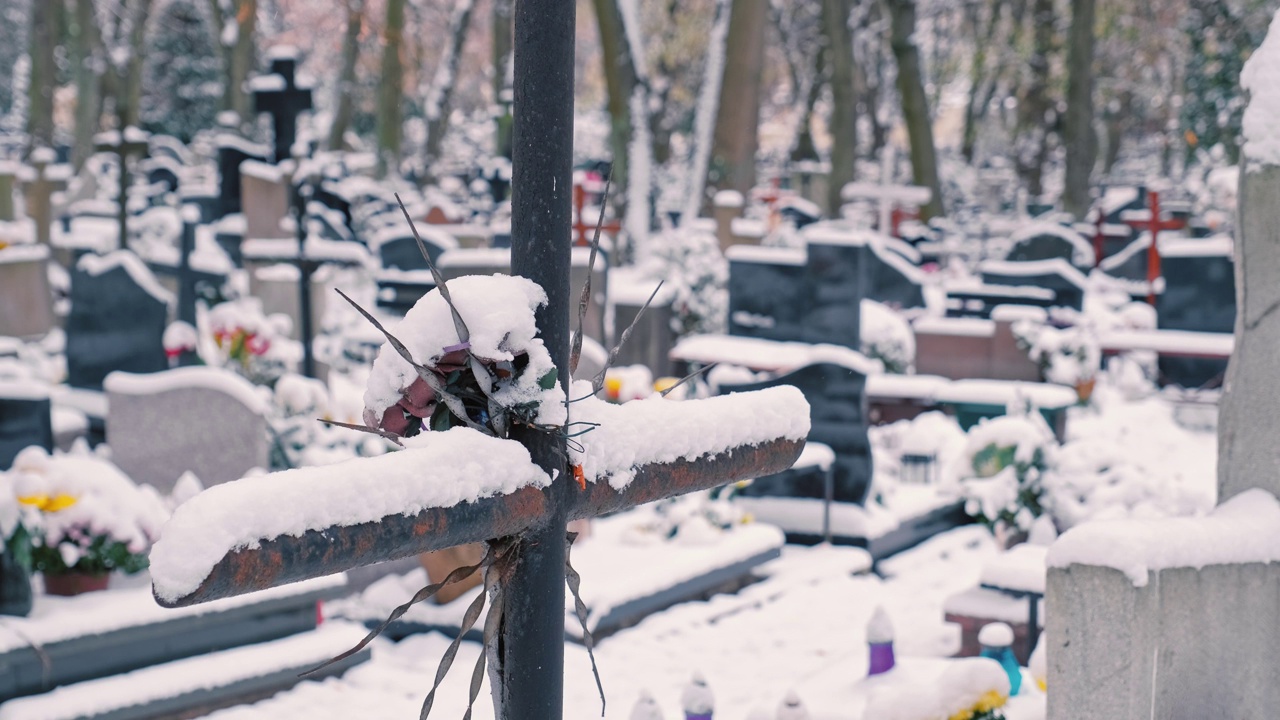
1, 0, 1279, 717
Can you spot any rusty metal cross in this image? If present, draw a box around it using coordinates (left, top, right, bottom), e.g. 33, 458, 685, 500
150, 3, 805, 719
1121, 190, 1187, 305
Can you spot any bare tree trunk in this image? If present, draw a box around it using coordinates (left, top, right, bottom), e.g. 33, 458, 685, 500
1017, 0, 1053, 197
25, 0, 57, 154
71, 0, 104, 169
961, 0, 1005, 163
824, 0, 857, 212
708, 0, 768, 197
118, 0, 155, 130
886, 0, 944, 219
327, 0, 363, 150
492, 0, 513, 159
422, 0, 476, 181
791, 45, 826, 163
1062, 0, 1096, 219
376, 0, 405, 177
592, 0, 640, 205
226, 0, 257, 125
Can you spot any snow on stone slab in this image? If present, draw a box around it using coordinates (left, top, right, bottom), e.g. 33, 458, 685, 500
1095, 328, 1233, 357
724, 244, 806, 266
0, 574, 345, 655
935, 379, 1077, 409
714, 189, 744, 208
149, 428, 551, 603
0, 243, 50, 264
1046, 488, 1280, 586
569, 383, 810, 489
1241, 9, 1280, 168
913, 316, 996, 338
669, 334, 884, 375
0, 620, 369, 720
979, 543, 1048, 595
105, 367, 270, 415
1007, 221, 1095, 267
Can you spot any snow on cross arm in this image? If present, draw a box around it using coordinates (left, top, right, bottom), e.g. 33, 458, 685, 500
149, 428, 551, 604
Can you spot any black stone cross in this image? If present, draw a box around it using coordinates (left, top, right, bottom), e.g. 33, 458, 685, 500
94, 129, 150, 250
251, 53, 314, 164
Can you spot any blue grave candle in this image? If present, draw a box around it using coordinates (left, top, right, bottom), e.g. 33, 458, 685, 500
978, 622, 1022, 696
681, 672, 714, 720
866, 605, 896, 676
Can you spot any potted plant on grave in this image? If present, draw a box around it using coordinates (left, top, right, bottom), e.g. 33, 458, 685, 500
1012, 321, 1101, 404
8, 447, 166, 596
957, 410, 1057, 548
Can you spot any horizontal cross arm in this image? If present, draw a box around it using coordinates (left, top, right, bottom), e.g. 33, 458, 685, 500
153, 437, 803, 608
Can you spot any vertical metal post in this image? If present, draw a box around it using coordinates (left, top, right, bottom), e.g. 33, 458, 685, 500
502, 0, 574, 717
117, 148, 130, 251
293, 177, 316, 379
178, 217, 197, 327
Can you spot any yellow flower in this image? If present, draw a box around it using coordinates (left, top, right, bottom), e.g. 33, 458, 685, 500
974, 690, 1007, 712
740, 512, 754, 524
948, 709, 974, 720
18, 494, 78, 512
17, 494, 49, 508
1036, 678, 1046, 693
652, 377, 678, 394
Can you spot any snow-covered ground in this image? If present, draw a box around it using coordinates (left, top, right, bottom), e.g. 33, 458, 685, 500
187, 379, 1219, 720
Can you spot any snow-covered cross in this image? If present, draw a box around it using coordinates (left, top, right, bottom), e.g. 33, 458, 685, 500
148, 5, 809, 719
839, 148, 932, 237
1119, 190, 1186, 304
250, 49, 314, 164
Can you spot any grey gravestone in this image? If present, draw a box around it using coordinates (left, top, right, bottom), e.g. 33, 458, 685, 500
0, 245, 55, 339
720, 362, 873, 504
0, 385, 52, 470
1004, 222, 1094, 269
65, 252, 171, 390
1219, 162, 1280, 502
980, 259, 1086, 311
241, 161, 291, 240
1156, 237, 1235, 388
105, 367, 269, 493
377, 227, 457, 271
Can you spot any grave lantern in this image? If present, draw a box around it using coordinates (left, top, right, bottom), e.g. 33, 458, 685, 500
978, 622, 1022, 695
866, 604, 896, 676
681, 672, 714, 720
899, 451, 938, 485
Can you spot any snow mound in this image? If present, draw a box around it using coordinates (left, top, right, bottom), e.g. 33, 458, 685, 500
1241, 10, 1280, 167
1047, 488, 1280, 586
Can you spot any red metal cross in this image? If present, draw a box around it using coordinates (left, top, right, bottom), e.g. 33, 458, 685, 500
1122, 191, 1186, 304
571, 183, 621, 246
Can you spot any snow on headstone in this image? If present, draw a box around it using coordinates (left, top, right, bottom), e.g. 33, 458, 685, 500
1219, 9, 1280, 502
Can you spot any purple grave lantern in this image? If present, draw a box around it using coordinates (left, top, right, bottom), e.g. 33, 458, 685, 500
867, 605, 896, 676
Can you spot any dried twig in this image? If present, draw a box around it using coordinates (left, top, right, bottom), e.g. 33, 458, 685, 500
660, 362, 719, 398
394, 193, 470, 345
566, 531, 605, 716
317, 418, 405, 448
570, 169, 613, 375
591, 280, 665, 394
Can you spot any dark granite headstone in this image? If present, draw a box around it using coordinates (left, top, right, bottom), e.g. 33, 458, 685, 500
980, 259, 1086, 311
1004, 224, 1093, 269
65, 252, 170, 390
721, 362, 873, 504
377, 230, 454, 271
1156, 239, 1235, 388
727, 248, 808, 341
0, 392, 52, 470
1098, 234, 1153, 283
215, 137, 269, 218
